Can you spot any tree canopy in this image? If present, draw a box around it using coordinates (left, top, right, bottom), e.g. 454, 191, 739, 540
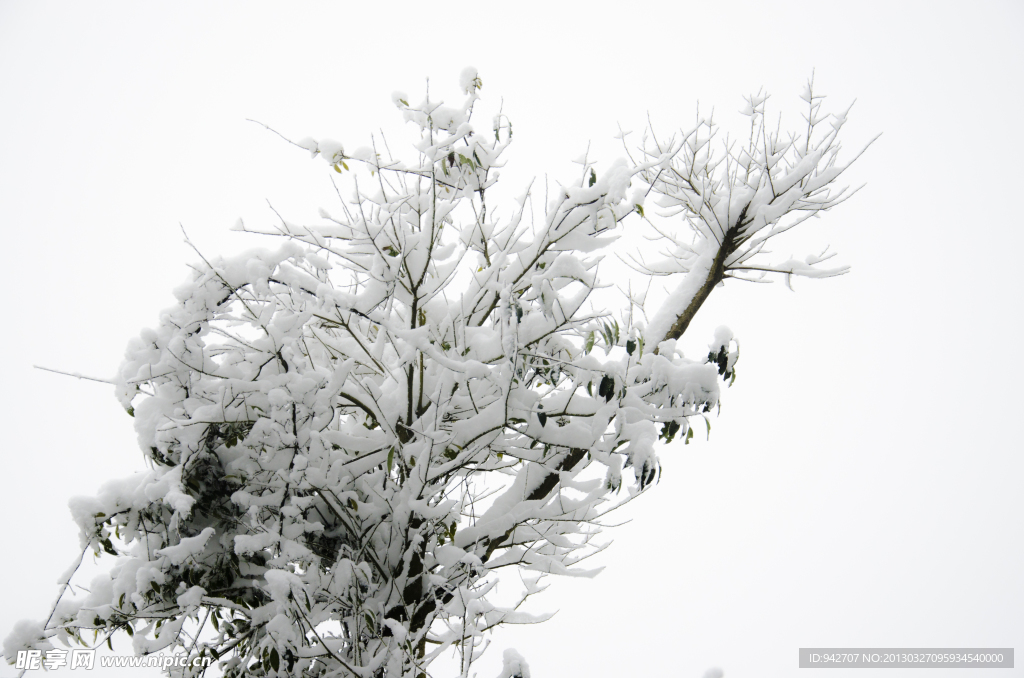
5, 69, 869, 678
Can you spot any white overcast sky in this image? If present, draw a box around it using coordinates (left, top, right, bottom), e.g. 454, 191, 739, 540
1, 2, 1022, 678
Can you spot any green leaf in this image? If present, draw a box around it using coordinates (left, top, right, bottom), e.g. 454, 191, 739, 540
585, 331, 595, 354
126, 407, 134, 417
626, 339, 636, 355
660, 419, 681, 442
270, 647, 280, 672
635, 204, 644, 217
589, 168, 597, 187
537, 412, 547, 427
387, 447, 394, 473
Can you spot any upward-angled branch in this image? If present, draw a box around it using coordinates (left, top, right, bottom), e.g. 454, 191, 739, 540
641, 78, 872, 350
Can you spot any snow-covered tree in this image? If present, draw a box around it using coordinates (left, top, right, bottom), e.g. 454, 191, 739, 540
5, 70, 870, 678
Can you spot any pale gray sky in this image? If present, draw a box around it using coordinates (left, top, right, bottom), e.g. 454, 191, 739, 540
1, 2, 1021, 677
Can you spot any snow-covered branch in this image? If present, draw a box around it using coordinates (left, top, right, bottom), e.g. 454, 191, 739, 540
639, 76, 876, 348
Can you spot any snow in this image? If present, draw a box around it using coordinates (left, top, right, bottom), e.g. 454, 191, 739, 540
296, 137, 318, 158
234, 531, 279, 555
711, 326, 733, 352
262, 569, 302, 603
175, 585, 206, 609
2, 619, 51, 660
460, 66, 480, 94
645, 250, 716, 348
317, 138, 344, 164
497, 648, 531, 678
155, 527, 215, 566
